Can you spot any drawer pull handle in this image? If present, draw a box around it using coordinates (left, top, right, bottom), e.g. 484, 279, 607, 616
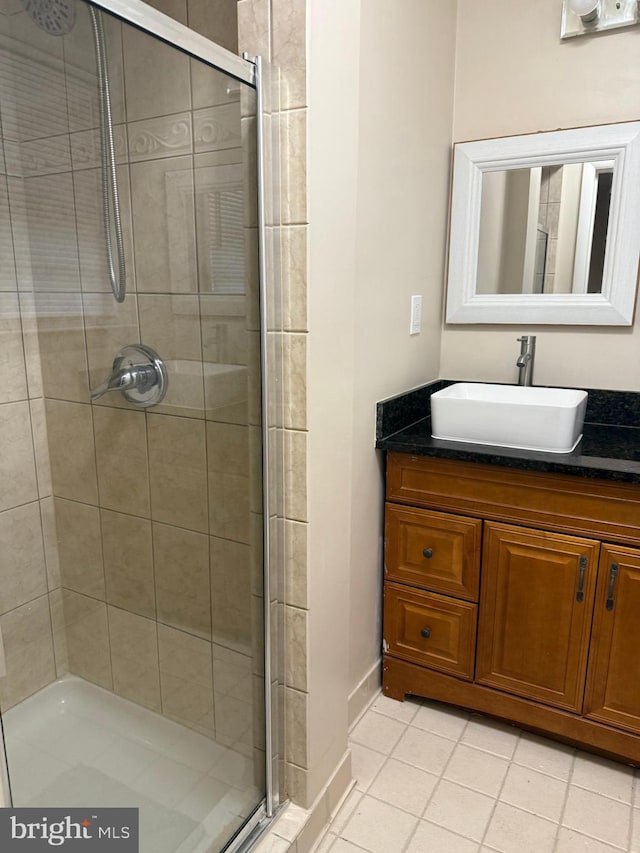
606, 563, 619, 611
576, 555, 587, 603
422, 548, 434, 559
420, 627, 431, 639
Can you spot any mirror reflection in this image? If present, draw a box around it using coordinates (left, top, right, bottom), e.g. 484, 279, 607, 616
477, 161, 613, 297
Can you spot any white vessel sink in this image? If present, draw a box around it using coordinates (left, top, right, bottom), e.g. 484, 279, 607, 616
431, 383, 588, 453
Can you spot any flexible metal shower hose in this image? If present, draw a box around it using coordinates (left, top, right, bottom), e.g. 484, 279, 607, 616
88, 6, 126, 303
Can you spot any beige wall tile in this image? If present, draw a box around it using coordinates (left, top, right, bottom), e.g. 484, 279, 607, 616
4, 135, 71, 178
60, 589, 112, 689
272, 0, 306, 111
187, 0, 237, 49
237, 0, 270, 60
0, 594, 56, 711
35, 293, 89, 402
158, 622, 214, 732
0, 401, 38, 512
17, 293, 43, 398
102, 510, 155, 620
283, 332, 306, 430
210, 535, 251, 646
108, 605, 161, 712
283, 428, 306, 522
30, 399, 52, 498
191, 60, 240, 113
193, 105, 241, 154
45, 400, 98, 505
153, 521, 211, 640
69, 125, 128, 171
279, 110, 307, 225
0, 292, 27, 403
93, 406, 150, 517
242, 117, 257, 229
0, 502, 48, 614
128, 113, 193, 162
281, 225, 308, 332
0, 174, 17, 291
285, 686, 308, 768
138, 294, 204, 417
130, 155, 196, 293
48, 588, 69, 676
285, 605, 307, 692
148, 413, 207, 532
122, 21, 191, 123
83, 292, 140, 408
207, 420, 250, 543
74, 166, 136, 296
285, 519, 308, 609
40, 496, 60, 590
55, 498, 105, 600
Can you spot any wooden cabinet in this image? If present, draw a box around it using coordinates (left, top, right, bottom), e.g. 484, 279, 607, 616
584, 545, 640, 735
476, 523, 599, 712
383, 452, 640, 764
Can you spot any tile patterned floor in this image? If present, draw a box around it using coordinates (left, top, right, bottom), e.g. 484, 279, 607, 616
315, 694, 640, 853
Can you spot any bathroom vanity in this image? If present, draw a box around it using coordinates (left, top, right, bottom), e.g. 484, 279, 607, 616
376, 381, 640, 764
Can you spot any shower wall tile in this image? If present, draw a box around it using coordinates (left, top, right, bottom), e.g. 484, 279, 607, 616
153, 522, 211, 639
285, 605, 307, 692
138, 293, 204, 417
19, 173, 81, 292
0, 502, 48, 614
130, 155, 197, 293
193, 105, 241, 154
35, 294, 89, 403
55, 497, 105, 600
284, 520, 308, 610
187, 0, 237, 51
0, 173, 17, 291
128, 113, 193, 162
69, 125, 128, 170
93, 406, 150, 517
3, 135, 71, 178
64, 8, 126, 132
122, 22, 191, 123
237, 0, 271, 61
48, 588, 69, 676
210, 534, 251, 646
271, 0, 306, 111
0, 291, 27, 402
60, 589, 112, 689
241, 117, 257, 229
281, 225, 308, 332
0, 400, 38, 512
101, 509, 155, 620
75, 165, 136, 296
45, 399, 98, 504
0, 11, 68, 142
40, 496, 60, 590
158, 623, 215, 733
147, 413, 208, 532
17, 293, 43, 398
190, 61, 239, 113
108, 606, 161, 712
30, 400, 52, 497
284, 428, 306, 523
283, 332, 306, 430
0, 594, 56, 711
83, 291, 140, 405
278, 109, 307, 225
207, 421, 250, 543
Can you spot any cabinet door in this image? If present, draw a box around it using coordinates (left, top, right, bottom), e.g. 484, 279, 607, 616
476, 522, 599, 712
584, 545, 640, 734
385, 503, 481, 601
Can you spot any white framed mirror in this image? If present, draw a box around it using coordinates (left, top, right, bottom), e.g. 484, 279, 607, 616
445, 122, 640, 325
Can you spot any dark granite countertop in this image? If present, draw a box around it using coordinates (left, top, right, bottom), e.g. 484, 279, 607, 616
376, 380, 640, 485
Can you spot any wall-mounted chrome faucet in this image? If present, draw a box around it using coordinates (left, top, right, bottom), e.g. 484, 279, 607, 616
516, 335, 536, 386
90, 344, 168, 408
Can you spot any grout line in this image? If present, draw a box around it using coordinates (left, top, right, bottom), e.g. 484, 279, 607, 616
552, 751, 576, 852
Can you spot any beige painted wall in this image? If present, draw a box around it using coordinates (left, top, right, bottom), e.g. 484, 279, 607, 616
441, 0, 640, 391
346, 0, 457, 709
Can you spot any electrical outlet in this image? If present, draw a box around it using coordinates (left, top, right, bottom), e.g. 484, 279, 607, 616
410, 295, 422, 335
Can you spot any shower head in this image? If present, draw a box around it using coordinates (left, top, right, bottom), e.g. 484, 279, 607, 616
19, 0, 76, 35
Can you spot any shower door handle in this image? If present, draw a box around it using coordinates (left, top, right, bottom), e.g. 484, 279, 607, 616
90, 344, 168, 408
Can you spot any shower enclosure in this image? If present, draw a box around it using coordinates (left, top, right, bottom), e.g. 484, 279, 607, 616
0, 0, 280, 850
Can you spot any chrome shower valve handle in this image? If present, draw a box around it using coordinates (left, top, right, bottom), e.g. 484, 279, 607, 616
90, 344, 168, 408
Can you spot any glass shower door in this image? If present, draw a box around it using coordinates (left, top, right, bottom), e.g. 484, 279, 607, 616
0, 2, 266, 851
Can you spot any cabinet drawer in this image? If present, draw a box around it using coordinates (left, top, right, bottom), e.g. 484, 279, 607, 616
385, 503, 481, 601
384, 582, 477, 680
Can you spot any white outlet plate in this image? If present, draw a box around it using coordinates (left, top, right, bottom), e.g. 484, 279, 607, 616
410, 295, 422, 335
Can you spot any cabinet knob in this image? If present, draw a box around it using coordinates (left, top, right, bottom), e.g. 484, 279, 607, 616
420, 627, 431, 639
422, 548, 434, 559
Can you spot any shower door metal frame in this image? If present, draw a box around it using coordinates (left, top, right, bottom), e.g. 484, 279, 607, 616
0, 1, 281, 849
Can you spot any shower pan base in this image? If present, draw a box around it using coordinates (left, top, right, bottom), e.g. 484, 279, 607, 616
2, 675, 261, 853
